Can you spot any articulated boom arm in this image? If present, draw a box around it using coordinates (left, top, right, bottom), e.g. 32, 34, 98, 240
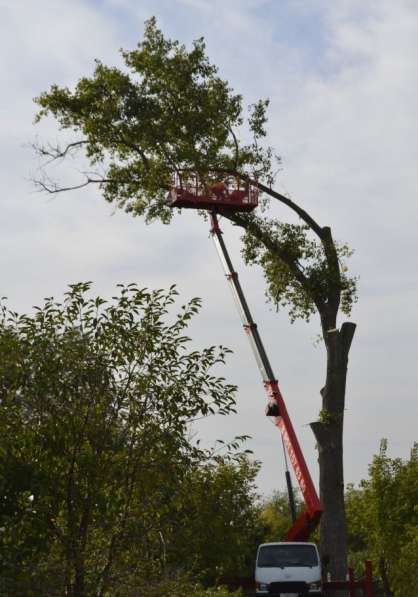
210, 213, 323, 541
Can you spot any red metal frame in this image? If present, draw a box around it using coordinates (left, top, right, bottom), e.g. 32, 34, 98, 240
322, 560, 374, 596
267, 381, 322, 540
168, 173, 258, 213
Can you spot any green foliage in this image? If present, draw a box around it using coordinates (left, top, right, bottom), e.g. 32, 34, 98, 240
258, 490, 304, 542
34, 18, 357, 326
241, 217, 357, 322
318, 409, 343, 425
346, 440, 418, 596
35, 17, 272, 223
164, 457, 261, 585
0, 283, 259, 595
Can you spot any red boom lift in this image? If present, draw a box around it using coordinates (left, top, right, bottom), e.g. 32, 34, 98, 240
168, 174, 323, 541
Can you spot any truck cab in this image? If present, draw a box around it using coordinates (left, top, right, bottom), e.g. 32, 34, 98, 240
255, 542, 322, 596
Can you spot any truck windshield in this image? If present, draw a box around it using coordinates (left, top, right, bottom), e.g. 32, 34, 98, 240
257, 545, 318, 568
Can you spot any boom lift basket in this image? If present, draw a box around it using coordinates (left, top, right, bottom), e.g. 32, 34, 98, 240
168, 173, 258, 213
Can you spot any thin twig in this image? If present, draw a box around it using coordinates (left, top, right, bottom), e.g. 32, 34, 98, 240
33, 140, 89, 165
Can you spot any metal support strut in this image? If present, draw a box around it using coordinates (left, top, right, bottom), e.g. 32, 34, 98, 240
210, 212, 323, 541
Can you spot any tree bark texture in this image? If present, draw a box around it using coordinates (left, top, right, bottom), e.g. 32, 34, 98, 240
311, 321, 356, 582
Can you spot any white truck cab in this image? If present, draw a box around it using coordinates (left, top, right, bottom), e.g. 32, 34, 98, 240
255, 542, 322, 596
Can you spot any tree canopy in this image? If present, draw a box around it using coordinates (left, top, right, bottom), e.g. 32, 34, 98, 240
0, 283, 260, 596
34, 17, 357, 326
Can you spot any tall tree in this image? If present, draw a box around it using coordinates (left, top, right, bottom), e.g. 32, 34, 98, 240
0, 282, 257, 596
33, 18, 358, 578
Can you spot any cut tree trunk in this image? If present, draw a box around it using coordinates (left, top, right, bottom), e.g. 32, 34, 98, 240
313, 418, 347, 580
311, 321, 356, 582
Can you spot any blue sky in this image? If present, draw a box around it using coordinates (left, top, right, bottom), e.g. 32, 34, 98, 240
1, 0, 417, 497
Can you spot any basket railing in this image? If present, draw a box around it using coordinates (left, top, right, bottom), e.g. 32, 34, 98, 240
172, 173, 258, 205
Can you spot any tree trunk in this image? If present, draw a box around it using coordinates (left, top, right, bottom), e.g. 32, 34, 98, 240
379, 556, 394, 597
73, 574, 84, 597
311, 321, 356, 582
72, 558, 85, 597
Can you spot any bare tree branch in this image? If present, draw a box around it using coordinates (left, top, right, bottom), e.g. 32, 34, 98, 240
34, 175, 113, 195
228, 126, 240, 170
32, 140, 89, 165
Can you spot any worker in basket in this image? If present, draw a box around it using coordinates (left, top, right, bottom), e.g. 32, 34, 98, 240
208, 178, 245, 201
208, 180, 228, 199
